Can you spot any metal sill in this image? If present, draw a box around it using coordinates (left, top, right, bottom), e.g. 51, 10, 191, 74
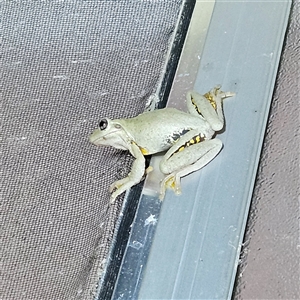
108, 0, 291, 299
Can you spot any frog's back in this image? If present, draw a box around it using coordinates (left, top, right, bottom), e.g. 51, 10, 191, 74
119, 108, 211, 154
132, 107, 204, 127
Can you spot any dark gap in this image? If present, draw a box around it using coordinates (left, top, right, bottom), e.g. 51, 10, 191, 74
96, 1, 196, 299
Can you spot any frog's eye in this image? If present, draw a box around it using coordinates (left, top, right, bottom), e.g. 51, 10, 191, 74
99, 119, 108, 130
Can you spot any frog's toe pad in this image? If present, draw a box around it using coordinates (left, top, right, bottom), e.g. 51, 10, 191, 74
160, 174, 182, 199
109, 177, 128, 193
168, 176, 182, 195
174, 186, 182, 195
109, 183, 118, 193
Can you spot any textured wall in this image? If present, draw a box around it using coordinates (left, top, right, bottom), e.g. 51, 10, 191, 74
234, 1, 300, 299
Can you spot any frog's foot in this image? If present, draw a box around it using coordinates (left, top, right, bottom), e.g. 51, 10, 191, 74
205, 85, 235, 107
159, 173, 182, 200
213, 85, 235, 100
109, 177, 131, 203
109, 167, 145, 203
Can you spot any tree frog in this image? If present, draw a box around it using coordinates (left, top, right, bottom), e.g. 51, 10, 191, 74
89, 85, 235, 203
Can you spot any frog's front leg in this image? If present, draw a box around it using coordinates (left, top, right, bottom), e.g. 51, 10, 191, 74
109, 142, 145, 203
159, 130, 222, 200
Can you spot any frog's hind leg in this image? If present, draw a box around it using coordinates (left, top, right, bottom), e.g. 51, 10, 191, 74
187, 86, 235, 132
159, 139, 223, 200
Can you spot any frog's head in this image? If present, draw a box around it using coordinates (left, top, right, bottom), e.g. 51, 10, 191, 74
89, 118, 130, 151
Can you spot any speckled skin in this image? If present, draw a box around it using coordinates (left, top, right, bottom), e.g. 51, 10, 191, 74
89, 86, 234, 201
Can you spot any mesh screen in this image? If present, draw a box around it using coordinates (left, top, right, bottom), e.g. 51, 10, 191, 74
1, 1, 183, 299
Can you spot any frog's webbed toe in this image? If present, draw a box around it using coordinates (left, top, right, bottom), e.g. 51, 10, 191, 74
109, 178, 128, 193
159, 173, 182, 200
109, 166, 145, 204
109, 177, 132, 203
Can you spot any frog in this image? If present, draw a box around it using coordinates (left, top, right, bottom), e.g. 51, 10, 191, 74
89, 85, 235, 203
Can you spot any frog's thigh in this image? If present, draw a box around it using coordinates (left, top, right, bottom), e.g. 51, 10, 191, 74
175, 139, 222, 182
160, 139, 223, 176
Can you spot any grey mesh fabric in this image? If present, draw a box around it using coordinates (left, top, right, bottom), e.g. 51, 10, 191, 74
1, 1, 183, 299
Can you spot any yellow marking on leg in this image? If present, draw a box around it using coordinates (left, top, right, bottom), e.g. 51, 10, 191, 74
191, 96, 202, 115
131, 141, 149, 155
204, 92, 217, 110
165, 176, 176, 190
173, 134, 205, 155
140, 147, 149, 155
